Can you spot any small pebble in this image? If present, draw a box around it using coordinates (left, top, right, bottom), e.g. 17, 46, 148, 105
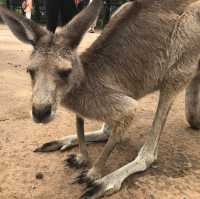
32, 185, 36, 190
14, 64, 21, 68
35, 172, 44, 180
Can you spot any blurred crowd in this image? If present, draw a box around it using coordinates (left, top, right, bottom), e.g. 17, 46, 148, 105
5, 0, 124, 33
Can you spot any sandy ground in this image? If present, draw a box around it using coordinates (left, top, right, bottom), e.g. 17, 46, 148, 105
0, 24, 200, 199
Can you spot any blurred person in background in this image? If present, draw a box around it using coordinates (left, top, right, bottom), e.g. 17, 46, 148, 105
88, 0, 130, 33
22, 0, 32, 19
46, 0, 80, 33
88, 0, 99, 33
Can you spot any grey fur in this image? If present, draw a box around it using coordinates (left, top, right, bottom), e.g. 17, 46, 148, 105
1, 0, 200, 198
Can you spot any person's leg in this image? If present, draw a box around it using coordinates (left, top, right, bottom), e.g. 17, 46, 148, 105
60, 0, 78, 26
103, 0, 111, 27
89, 17, 98, 33
46, 0, 60, 33
6, 0, 10, 9
20, 0, 25, 16
25, 11, 31, 19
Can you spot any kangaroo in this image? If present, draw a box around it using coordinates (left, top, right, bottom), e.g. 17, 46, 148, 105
1, 0, 200, 198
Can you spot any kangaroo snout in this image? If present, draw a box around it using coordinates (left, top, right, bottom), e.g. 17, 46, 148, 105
32, 104, 52, 123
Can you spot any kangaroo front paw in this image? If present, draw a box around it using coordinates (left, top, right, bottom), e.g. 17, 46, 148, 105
64, 154, 89, 169
72, 167, 102, 185
80, 175, 122, 199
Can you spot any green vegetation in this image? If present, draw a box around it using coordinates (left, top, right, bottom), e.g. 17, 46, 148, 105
0, 0, 6, 5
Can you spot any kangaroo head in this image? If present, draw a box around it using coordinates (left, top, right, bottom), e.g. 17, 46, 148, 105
27, 35, 82, 123
0, 0, 102, 123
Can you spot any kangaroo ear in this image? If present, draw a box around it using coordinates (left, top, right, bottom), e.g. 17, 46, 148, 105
60, 0, 103, 49
0, 6, 47, 46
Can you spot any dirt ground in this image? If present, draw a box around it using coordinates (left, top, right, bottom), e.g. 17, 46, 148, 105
0, 24, 200, 199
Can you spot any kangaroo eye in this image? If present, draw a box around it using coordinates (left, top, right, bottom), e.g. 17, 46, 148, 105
27, 68, 35, 80
57, 69, 71, 80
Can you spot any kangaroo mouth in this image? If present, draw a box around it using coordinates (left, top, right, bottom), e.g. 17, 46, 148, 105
32, 113, 55, 124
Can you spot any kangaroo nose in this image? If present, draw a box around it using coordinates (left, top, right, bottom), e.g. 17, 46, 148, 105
32, 105, 52, 123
